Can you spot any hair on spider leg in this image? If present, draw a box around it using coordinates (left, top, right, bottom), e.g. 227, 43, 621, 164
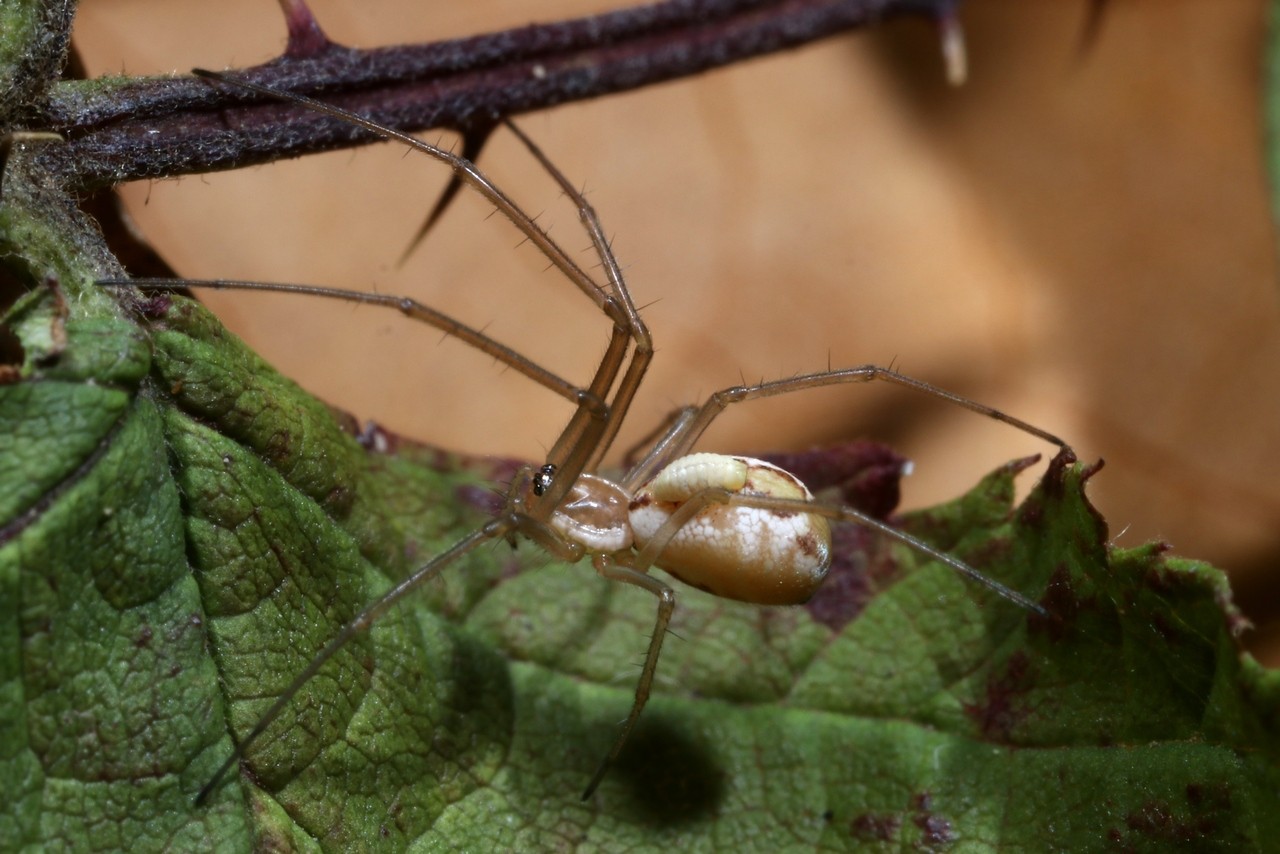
97, 67, 1074, 810
398, 124, 498, 264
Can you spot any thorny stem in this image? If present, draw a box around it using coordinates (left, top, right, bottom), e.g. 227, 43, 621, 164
29, 0, 961, 192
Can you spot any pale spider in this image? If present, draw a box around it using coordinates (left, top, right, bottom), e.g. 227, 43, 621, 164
103, 68, 1070, 804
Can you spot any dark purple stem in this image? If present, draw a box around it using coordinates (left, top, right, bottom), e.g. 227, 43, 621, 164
37, 0, 956, 191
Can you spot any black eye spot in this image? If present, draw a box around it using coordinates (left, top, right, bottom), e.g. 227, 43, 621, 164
533, 463, 557, 497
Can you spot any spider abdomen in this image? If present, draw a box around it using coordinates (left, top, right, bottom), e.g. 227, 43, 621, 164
630, 453, 832, 605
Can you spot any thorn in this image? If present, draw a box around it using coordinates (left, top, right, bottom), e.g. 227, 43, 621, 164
276, 0, 333, 59
1076, 0, 1110, 59
397, 124, 497, 266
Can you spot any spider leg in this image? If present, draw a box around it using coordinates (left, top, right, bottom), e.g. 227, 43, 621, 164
621, 365, 1071, 491
97, 70, 641, 510
189, 70, 608, 316
109, 71, 660, 804
502, 120, 654, 475
579, 482, 791, 801
196, 496, 592, 806
646, 486, 1047, 617
618, 405, 699, 471
100, 277, 594, 406
133, 71, 654, 519
397, 122, 498, 265
196, 521, 510, 805
134, 69, 628, 514
581, 555, 675, 801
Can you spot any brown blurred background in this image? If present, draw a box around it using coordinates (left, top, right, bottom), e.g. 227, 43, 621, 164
73, 1, 1280, 660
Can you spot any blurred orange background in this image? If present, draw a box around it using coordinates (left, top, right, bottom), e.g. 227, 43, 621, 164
74, 1, 1280, 659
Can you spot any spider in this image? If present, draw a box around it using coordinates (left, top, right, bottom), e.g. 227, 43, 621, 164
102, 68, 1070, 805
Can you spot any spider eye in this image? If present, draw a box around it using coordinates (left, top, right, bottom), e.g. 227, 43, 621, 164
532, 463, 557, 497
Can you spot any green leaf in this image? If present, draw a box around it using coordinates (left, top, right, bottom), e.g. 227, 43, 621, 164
4, 281, 1279, 852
